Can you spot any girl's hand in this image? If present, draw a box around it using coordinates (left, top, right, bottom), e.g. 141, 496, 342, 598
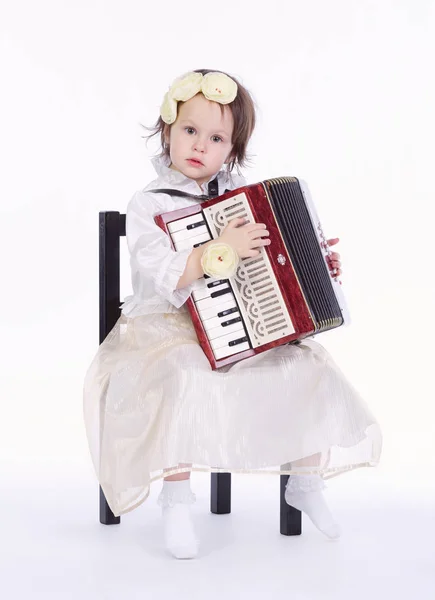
325, 237, 342, 277
218, 217, 271, 259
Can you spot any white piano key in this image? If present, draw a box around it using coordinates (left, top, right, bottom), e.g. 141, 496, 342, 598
173, 231, 211, 251
198, 299, 237, 322
191, 277, 225, 294
202, 311, 242, 332
213, 341, 251, 360
192, 288, 207, 301
195, 287, 234, 312
210, 327, 247, 351
192, 281, 229, 302
207, 320, 245, 341
168, 214, 205, 233
171, 224, 208, 243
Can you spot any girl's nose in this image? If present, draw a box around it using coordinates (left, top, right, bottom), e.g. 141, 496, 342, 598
193, 137, 206, 153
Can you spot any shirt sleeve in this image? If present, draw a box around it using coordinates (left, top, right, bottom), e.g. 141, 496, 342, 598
126, 190, 195, 308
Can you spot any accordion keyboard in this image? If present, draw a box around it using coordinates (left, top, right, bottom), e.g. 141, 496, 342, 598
168, 214, 251, 360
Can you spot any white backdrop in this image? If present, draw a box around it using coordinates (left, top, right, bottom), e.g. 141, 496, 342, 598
1, 0, 434, 491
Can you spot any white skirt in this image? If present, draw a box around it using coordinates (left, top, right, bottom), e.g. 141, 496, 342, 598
83, 311, 382, 517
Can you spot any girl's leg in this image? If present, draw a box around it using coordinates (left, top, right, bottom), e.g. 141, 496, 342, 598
291, 452, 323, 468
291, 448, 331, 469
163, 462, 192, 481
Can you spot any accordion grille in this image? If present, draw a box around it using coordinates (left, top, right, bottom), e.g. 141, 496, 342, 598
203, 194, 296, 347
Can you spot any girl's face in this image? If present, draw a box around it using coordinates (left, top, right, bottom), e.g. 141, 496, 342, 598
166, 93, 234, 186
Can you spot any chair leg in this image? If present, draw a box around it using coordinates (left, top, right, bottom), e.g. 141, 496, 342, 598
280, 474, 302, 535
99, 486, 120, 525
211, 472, 231, 514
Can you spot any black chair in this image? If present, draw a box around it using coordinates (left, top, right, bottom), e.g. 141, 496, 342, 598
98, 211, 302, 535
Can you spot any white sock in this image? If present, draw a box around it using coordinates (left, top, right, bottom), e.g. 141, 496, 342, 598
285, 473, 341, 539
157, 479, 199, 559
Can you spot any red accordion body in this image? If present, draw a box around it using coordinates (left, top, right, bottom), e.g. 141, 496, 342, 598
155, 178, 347, 370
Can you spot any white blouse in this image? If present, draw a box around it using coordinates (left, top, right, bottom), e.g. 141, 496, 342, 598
121, 155, 247, 318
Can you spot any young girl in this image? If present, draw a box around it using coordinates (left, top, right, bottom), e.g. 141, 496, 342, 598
83, 69, 382, 560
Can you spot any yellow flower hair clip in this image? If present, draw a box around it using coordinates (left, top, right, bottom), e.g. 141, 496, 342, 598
160, 71, 238, 125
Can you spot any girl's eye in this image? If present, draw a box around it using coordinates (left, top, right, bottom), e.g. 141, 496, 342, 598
185, 127, 195, 135
212, 136, 223, 143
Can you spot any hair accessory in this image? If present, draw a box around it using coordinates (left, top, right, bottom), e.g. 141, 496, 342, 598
200, 242, 240, 279
160, 72, 238, 125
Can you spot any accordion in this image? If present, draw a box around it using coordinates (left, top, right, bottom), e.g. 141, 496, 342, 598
155, 177, 350, 370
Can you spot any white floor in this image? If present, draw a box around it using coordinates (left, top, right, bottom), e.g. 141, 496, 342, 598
1, 461, 434, 600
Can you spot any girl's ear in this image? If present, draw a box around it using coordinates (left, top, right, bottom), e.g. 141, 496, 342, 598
163, 124, 171, 145
224, 149, 235, 165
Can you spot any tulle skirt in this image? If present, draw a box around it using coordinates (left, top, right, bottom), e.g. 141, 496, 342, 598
83, 311, 382, 517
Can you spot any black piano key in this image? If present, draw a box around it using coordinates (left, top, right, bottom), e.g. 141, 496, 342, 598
222, 317, 242, 327
187, 220, 206, 230
193, 241, 209, 248
207, 279, 228, 288
229, 336, 249, 347
217, 306, 238, 318
211, 287, 232, 299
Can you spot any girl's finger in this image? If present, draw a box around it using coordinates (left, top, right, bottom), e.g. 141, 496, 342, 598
327, 237, 340, 246
228, 217, 247, 228
330, 268, 342, 276
246, 223, 267, 233
250, 229, 269, 239
244, 249, 261, 258
251, 238, 271, 248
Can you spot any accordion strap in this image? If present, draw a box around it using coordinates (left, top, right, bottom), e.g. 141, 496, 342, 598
147, 175, 226, 201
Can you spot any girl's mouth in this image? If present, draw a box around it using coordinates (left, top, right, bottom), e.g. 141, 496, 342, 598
187, 159, 204, 167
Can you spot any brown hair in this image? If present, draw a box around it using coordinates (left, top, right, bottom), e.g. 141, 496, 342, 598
142, 68, 257, 175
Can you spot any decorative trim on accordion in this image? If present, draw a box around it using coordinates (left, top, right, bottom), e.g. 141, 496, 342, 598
203, 193, 296, 347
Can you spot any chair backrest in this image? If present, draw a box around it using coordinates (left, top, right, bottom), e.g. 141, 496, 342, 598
99, 212, 126, 343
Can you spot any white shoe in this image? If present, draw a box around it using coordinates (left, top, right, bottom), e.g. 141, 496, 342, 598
158, 480, 199, 559
285, 474, 341, 540
162, 503, 199, 559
